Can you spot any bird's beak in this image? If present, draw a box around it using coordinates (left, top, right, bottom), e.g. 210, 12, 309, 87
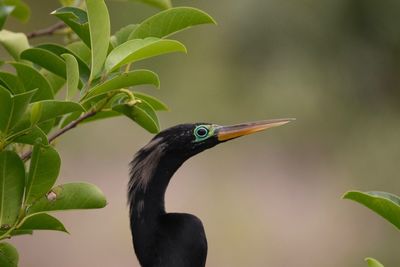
217, 118, 295, 141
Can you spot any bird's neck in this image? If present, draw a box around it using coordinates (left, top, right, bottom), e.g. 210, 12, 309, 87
129, 144, 185, 224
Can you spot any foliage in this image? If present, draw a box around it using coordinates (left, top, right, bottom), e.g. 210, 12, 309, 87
344, 190, 400, 265
365, 257, 385, 267
0, 0, 215, 264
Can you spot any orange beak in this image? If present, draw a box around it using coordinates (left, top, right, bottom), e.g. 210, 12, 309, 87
217, 118, 295, 141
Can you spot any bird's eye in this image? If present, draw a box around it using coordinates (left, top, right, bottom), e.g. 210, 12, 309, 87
195, 126, 208, 137
194, 125, 211, 142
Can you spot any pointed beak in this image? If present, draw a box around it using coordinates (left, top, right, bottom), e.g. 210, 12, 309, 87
216, 118, 295, 141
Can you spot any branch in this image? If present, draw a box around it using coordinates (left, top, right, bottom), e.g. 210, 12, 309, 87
21, 110, 97, 161
27, 22, 66, 39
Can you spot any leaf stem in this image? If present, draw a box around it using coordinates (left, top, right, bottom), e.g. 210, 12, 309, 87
20, 110, 97, 162
27, 22, 67, 39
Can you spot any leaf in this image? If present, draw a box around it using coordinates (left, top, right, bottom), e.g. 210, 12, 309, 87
18, 213, 67, 233
113, 99, 159, 133
37, 43, 90, 82
20, 48, 66, 78
7, 230, 33, 236
32, 100, 84, 123
130, 7, 216, 39
11, 62, 54, 101
0, 72, 24, 94
27, 183, 107, 214
84, 70, 159, 100
12, 100, 84, 129
130, 0, 171, 10
41, 69, 66, 95
67, 41, 91, 66
111, 24, 138, 47
52, 7, 90, 47
0, 151, 25, 228
62, 54, 79, 100
86, 0, 110, 80
59, 111, 82, 128
0, 30, 29, 60
134, 92, 168, 111
0, 87, 36, 134
0, 242, 18, 267
25, 145, 61, 205
0, 86, 12, 133
365, 257, 384, 267
4, 0, 30, 22
13, 125, 48, 145
37, 119, 55, 134
0, 6, 15, 30
343, 191, 400, 230
10, 100, 83, 144
30, 102, 42, 126
81, 110, 120, 123
105, 37, 186, 73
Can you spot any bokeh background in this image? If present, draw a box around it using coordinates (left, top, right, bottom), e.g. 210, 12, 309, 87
5, 0, 400, 266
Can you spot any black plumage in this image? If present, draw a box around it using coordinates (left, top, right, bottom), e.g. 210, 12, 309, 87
128, 120, 293, 267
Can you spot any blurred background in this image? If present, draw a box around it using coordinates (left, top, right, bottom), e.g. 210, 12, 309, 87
5, 0, 400, 266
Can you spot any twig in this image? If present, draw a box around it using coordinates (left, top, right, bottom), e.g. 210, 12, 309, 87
27, 22, 66, 39
21, 110, 97, 161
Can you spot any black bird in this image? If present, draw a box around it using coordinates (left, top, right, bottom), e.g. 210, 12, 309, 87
129, 119, 293, 267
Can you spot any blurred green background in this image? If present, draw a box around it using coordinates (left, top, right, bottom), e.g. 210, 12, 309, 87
5, 0, 400, 266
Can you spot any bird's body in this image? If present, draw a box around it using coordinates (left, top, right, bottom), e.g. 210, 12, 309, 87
128, 120, 292, 267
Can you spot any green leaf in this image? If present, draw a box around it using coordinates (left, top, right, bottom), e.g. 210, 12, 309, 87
0, 242, 18, 267
0, 151, 25, 228
25, 145, 61, 205
62, 54, 79, 100
0, 86, 12, 134
84, 70, 159, 100
18, 213, 67, 233
37, 119, 55, 135
13, 125, 48, 145
130, 7, 216, 39
27, 183, 107, 214
0, 30, 29, 60
37, 43, 90, 82
30, 102, 42, 126
113, 99, 159, 133
11, 62, 54, 101
86, 0, 110, 80
10, 100, 83, 144
0, 87, 36, 134
41, 69, 66, 95
4, 0, 30, 22
105, 37, 186, 73
111, 24, 138, 47
20, 48, 66, 78
59, 111, 82, 128
343, 191, 400, 230
25, 100, 84, 124
67, 41, 91, 66
52, 7, 90, 47
0, 72, 24, 94
0, 6, 15, 30
365, 257, 384, 267
81, 110, 120, 123
38, 100, 83, 122
130, 0, 171, 10
134, 92, 168, 111
7, 230, 33, 237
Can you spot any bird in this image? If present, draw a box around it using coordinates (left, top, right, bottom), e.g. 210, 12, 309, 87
128, 118, 293, 267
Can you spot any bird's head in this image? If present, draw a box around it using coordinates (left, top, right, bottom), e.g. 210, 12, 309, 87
150, 118, 295, 159
129, 118, 295, 214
